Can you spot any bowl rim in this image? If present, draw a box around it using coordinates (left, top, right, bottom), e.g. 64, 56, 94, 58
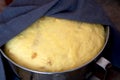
0, 26, 110, 74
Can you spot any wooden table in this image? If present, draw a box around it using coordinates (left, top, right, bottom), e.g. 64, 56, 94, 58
0, 0, 6, 12
96, 0, 120, 31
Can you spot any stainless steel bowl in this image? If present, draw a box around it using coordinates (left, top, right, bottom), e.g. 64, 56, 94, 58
0, 26, 110, 80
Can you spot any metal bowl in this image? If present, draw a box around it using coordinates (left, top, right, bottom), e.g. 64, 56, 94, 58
0, 26, 110, 80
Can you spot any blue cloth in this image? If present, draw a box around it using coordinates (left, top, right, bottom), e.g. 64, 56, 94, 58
0, 0, 120, 80
0, 54, 19, 80
0, 54, 6, 80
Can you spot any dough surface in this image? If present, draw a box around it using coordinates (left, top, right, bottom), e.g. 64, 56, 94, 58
4, 16, 105, 72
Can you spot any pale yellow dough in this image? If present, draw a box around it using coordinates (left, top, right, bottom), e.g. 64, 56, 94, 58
4, 16, 105, 72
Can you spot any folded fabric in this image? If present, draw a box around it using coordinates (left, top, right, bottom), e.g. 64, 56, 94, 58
0, 54, 6, 80
0, 0, 111, 47
0, 0, 120, 80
